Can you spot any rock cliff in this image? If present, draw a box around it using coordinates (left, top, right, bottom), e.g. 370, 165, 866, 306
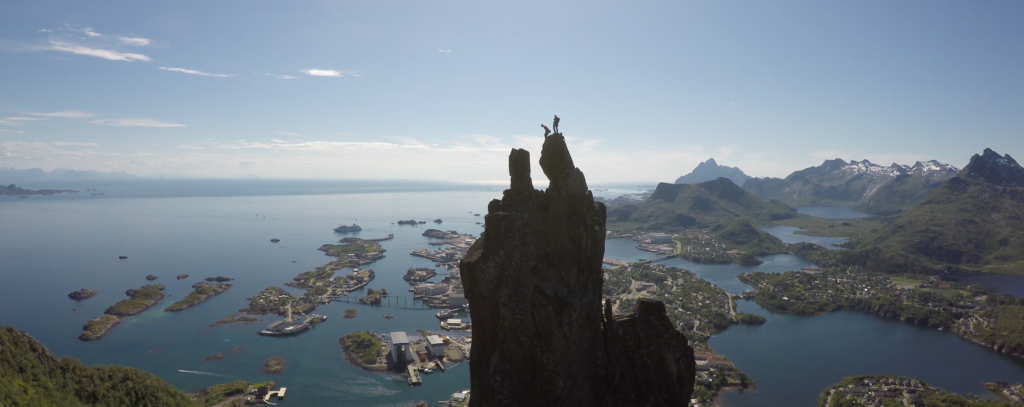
460, 131, 695, 406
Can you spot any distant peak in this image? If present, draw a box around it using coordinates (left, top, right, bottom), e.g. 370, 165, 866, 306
962, 148, 1024, 187
704, 158, 718, 166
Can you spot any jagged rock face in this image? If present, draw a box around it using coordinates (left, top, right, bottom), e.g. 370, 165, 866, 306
460, 132, 694, 407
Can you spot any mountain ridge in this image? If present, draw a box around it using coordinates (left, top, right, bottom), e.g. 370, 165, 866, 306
840, 148, 1024, 274
742, 157, 959, 213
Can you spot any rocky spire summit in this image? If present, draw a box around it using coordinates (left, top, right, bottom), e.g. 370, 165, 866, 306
460, 120, 695, 407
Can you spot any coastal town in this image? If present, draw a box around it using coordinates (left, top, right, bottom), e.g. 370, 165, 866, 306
818, 375, 1019, 406
65, 220, 1024, 407
735, 268, 1024, 358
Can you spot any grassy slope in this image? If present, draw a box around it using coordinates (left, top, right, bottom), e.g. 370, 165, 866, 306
842, 176, 1024, 275
607, 178, 797, 233
775, 214, 893, 240
853, 174, 944, 216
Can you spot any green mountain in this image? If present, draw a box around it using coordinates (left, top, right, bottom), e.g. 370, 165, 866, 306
742, 158, 958, 212
607, 178, 797, 232
841, 149, 1024, 274
852, 174, 947, 216
0, 325, 254, 406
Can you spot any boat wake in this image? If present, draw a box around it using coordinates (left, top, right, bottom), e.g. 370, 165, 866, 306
178, 370, 233, 378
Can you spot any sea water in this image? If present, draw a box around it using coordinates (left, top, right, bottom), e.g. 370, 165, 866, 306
4, 184, 1024, 406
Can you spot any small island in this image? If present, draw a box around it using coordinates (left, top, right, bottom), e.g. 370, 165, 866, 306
165, 281, 232, 312
203, 346, 243, 362
79, 315, 121, 341
68, 288, 98, 300
146, 275, 159, 281
79, 284, 168, 341
106, 285, 166, 316
339, 331, 386, 371
177, 273, 189, 280
245, 287, 296, 315
205, 276, 234, 282
344, 309, 358, 319
209, 314, 261, 327
433, 219, 443, 224
317, 237, 385, 267
397, 220, 419, 225
264, 356, 285, 374
359, 288, 388, 305
1, 183, 75, 196
270, 238, 280, 243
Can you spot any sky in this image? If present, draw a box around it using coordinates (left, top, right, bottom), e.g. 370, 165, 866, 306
0, 1, 1022, 183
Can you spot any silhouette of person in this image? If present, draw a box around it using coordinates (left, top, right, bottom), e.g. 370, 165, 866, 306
541, 124, 551, 137
553, 115, 560, 133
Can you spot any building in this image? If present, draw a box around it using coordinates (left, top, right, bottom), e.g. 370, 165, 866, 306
426, 335, 445, 358
390, 331, 411, 365
647, 233, 672, 244
449, 292, 468, 308
414, 283, 448, 297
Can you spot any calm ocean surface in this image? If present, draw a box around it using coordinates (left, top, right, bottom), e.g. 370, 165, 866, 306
3, 181, 1024, 406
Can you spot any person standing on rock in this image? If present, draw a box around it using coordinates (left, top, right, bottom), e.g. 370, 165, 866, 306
541, 124, 551, 137
553, 115, 560, 133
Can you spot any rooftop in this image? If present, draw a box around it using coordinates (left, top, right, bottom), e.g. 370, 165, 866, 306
391, 331, 409, 344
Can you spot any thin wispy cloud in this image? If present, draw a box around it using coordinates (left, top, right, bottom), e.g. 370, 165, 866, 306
48, 40, 150, 62
438, 49, 452, 53
276, 132, 304, 138
0, 117, 48, 126
38, 29, 52, 33
90, 119, 184, 128
119, 37, 150, 46
0, 128, 25, 134
82, 28, 102, 38
159, 67, 232, 77
27, 110, 94, 118
265, 73, 297, 80
303, 69, 342, 77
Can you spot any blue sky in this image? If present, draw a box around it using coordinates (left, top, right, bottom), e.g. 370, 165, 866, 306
1, 1, 1022, 183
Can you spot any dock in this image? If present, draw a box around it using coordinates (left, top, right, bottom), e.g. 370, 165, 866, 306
407, 365, 422, 385
263, 387, 287, 404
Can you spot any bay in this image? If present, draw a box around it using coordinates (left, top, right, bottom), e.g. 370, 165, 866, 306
1, 181, 496, 406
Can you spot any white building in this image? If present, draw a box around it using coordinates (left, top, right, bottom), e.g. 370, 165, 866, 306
449, 292, 468, 308
647, 233, 672, 244
426, 335, 445, 358
390, 331, 411, 365
414, 283, 448, 296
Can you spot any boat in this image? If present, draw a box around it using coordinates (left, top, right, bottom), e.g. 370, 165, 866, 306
435, 309, 457, 319
333, 224, 362, 232
441, 318, 469, 331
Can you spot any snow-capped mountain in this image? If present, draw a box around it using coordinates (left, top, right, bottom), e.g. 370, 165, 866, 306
742, 157, 960, 213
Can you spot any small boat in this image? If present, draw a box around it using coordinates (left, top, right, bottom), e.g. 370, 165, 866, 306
435, 309, 457, 319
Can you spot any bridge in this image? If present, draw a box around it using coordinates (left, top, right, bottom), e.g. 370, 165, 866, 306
638, 254, 678, 264
332, 294, 434, 309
